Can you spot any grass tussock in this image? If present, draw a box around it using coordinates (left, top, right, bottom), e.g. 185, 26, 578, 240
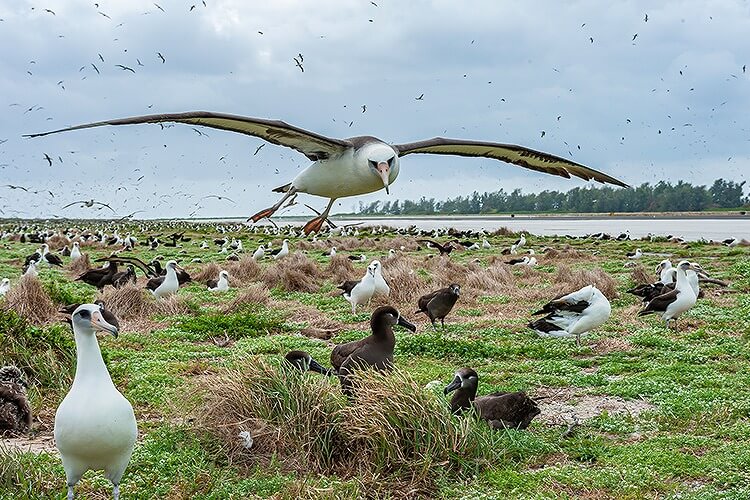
67, 254, 91, 275
542, 245, 586, 260
97, 284, 193, 319
1, 275, 57, 325
190, 360, 500, 495
0, 309, 75, 394
630, 264, 653, 285
44, 233, 70, 250
220, 283, 271, 313
225, 256, 262, 285
554, 265, 619, 299
466, 263, 515, 295
261, 252, 321, 292
325, 254, 356, 283
192, 262, 223, 284
382, 257, 430, 304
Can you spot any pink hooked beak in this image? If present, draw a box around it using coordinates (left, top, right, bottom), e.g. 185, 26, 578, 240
376, 161, 390, 194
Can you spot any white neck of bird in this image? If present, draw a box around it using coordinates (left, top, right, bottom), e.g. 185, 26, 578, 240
73, 329, 114, 387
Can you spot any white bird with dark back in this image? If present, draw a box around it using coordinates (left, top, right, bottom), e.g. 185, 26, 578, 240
55, 304, 137, 500
152, 260, 179, 298
26, 112, 628, 234
528, 285, 611, 345
638, 261, 699, 327
338, 262, 377, 314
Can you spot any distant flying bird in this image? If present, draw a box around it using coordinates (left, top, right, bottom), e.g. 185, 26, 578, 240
98, 53, 105, 62
632, 33, 638, 41
62, 199, 116, 213
253, 143, 265, 155
644, 13, 648, 22
91, 63, 100, 74
157, 52, 165, 63
154, 3, 165, 12
115, 64, 135, 73
44, 153, 53, 166
415, 93, 424, 100
294, 57, 304, 72
4, 184, 29, 192
26, 111, 628, 234
361, 105, 367, 113
297, 53, 303, 62
201, 195, 236, 203
44, 8, 55, 15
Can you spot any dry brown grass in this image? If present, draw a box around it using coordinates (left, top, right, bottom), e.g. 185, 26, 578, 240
189, 360, 498, 496
45, 234, 70, 250
382, 257, 431, 304
325, 254, 356, 283
630, 264, 652, 286
465, 262, 515, 295
192, 262, 222, 284
553, 265, 619, 300
68, 254, 91, 275
1, 275, 57, 325
225, 256, 262, 285
261, 252, 321, 292
97, 284, 193, 320
220, 284, 271, 313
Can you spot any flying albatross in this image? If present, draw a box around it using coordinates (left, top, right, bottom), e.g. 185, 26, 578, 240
26, 111, 628, 233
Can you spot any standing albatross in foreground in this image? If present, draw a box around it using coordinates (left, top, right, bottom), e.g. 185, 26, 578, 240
55, 304, 137, 500
26, 112, 628, 233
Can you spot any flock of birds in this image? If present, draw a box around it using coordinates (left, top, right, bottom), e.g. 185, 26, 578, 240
0, 221, 733, 499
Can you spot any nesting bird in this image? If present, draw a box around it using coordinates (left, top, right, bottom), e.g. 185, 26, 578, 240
149, 260, 180, 298
0, 278, 9, 296
330, 306, 416, 395
443, 368, 540, 430
284, 350, 332, 375
207, 270, 230, 292
252, 244, 265, 260
626, 248, 643, 259
0, 366, 32, 436
55, 304, 137, 500
415, 284, 460, 328
338, 261, 377, 314
528, 285, 611, 345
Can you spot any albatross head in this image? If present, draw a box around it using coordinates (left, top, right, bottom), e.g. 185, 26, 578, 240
72, 303, 119, 338
443, 367, 479, 395
364, 143, 398, 194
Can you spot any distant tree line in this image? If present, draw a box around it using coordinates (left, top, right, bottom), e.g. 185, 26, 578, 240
356, 178, 749, 215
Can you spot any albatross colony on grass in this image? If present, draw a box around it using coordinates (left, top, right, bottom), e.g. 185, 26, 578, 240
27, 112, 628, 233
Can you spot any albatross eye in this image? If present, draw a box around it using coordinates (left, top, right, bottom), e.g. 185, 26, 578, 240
77, 310, 91, 320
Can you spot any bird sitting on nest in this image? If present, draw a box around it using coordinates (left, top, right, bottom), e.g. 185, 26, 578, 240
444, 367, 540, 430
284, 351, 332, 375
55, 304, 137, 500
0, 366, 32, 436
207, 270, 230, 292
330, 306, 416, 396
528, 285, 611, 346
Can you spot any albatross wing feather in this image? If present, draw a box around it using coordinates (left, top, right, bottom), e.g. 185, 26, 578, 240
26, 112, 353, 162
393, 138, 628, 187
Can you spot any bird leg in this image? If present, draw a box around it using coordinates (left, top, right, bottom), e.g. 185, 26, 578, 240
248, 187, 298, 223
303, 198, 336, 235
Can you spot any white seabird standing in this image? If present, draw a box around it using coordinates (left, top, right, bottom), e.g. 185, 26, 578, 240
337, 262, 377, 314
252, 245, 265, 260
529, 285, 611, 345
27, 112, 628, 234
370, 259, 390, 297
638, 261, 699, 328
272, 239, 289, 260
55, 304, 137, 500
152, 260, 179, 298
70, 242, 82, 260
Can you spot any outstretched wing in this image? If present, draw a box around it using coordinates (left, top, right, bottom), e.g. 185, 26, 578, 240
393, 138, 627, 187
25, 111, 353, 162
95, 256, 158, 277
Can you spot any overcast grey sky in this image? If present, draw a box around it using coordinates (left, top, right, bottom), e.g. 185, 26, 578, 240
1, 0, 749, 219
